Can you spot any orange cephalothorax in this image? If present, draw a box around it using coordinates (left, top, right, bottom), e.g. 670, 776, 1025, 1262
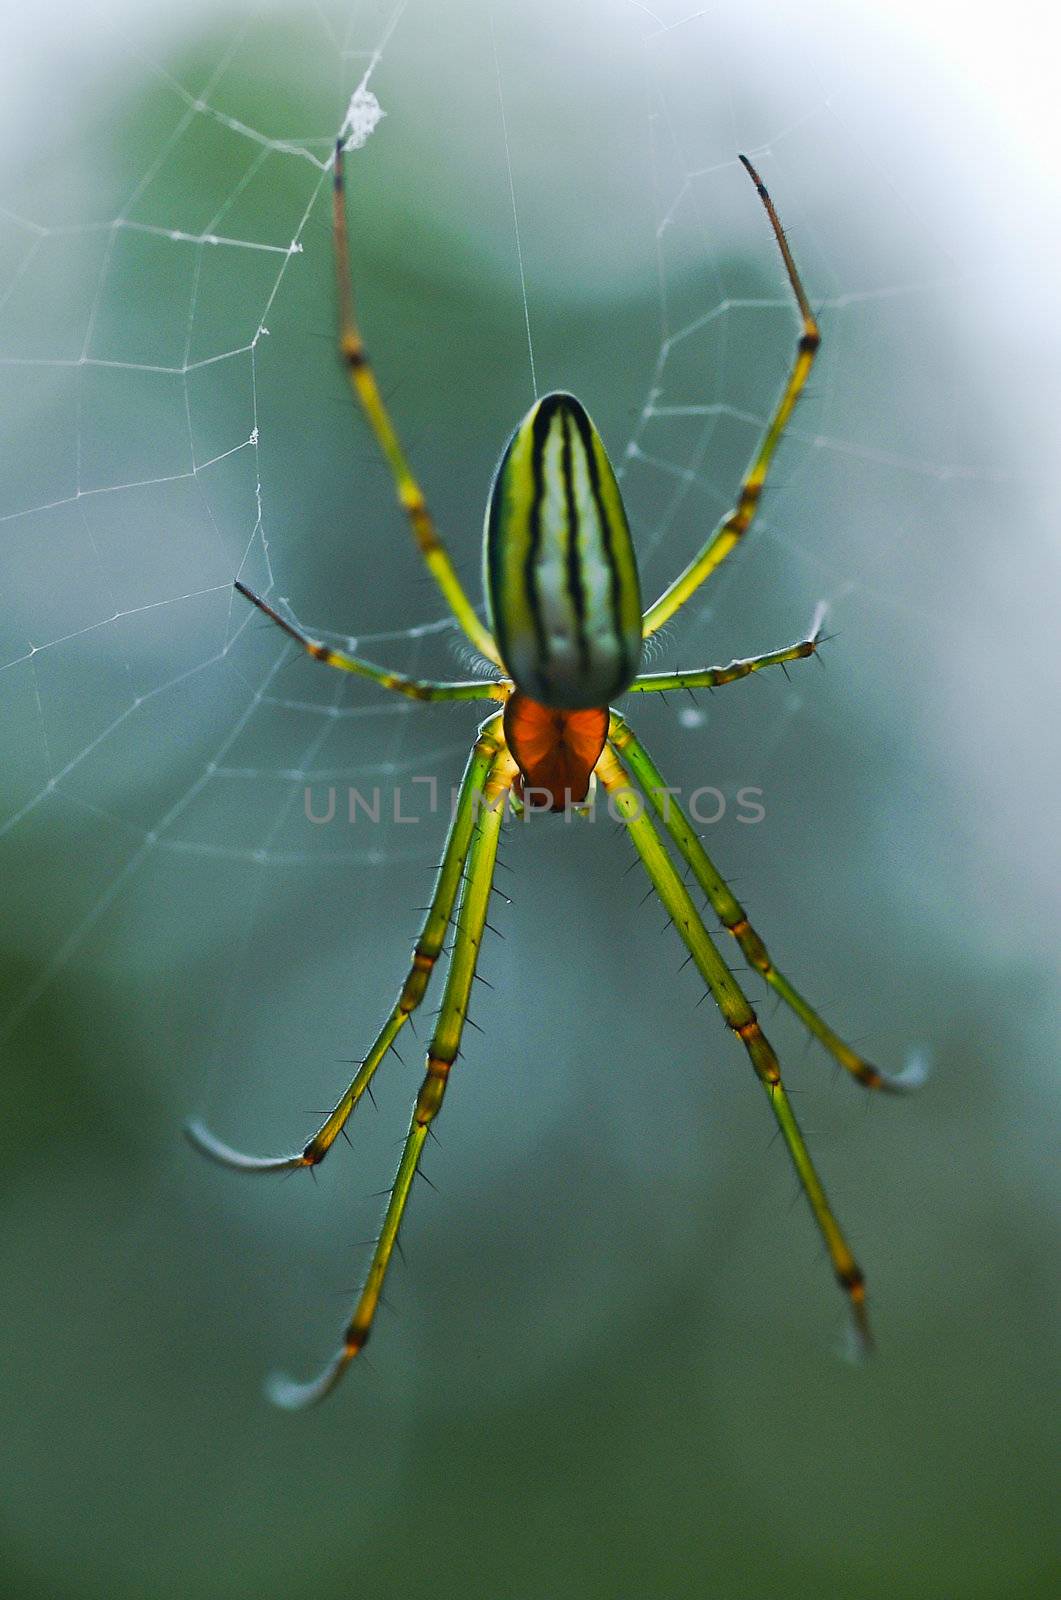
503, 690, 608, 811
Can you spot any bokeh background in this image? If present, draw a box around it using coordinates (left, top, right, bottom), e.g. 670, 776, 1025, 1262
1, 2, 1057, 1597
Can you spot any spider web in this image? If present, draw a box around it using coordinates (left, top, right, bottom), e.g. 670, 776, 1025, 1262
0, 0, 991, 1030
0, 0, 1039, 1396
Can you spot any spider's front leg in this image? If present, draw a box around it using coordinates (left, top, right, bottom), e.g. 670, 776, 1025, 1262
331, 140, 499, 666
268, 741, 517, 1408
641, 155, 820, 638
185, 715, 507, 1174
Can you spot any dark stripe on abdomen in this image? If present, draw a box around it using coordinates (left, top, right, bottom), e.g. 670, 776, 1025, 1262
561, 409, 591, 676
572, 404, 629, 688
486, 430, 516, 672
524, 399, 556, 679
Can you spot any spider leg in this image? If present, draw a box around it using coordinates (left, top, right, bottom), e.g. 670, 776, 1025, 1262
185, 716, 507, 1175
596, 739, 872, 1356
331, 141, 500, 667
268, 741, 517, 1407
234, 582, 507, 703
641, 155, 820, 639
609, 713, 920, 1092
629, 611, 826, 694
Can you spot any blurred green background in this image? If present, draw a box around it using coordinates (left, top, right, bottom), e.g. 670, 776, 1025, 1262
0, 2, 1057, 1597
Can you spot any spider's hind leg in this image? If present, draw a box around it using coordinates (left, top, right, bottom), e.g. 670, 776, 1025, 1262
185, 716, 508, 1175
596, 736, 873, 1356
608, 713, 917, 1094
268, 741, 517, 1407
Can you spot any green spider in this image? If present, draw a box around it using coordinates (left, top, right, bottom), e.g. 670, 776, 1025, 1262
187, 145, 916, 1408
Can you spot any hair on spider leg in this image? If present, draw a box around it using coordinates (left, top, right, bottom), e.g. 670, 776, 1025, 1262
352, 1346, 383, 1382
371, 1289, 401, 1321
810, 632, 842, 677
772, 1079, 803, 1099
446, 631, 497, 677
797, 1027, 821, 1061
764, 1121, 786, 1153
638, 628, 672, 670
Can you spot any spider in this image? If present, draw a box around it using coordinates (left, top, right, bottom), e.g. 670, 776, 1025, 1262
187, 144, 916, 1408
